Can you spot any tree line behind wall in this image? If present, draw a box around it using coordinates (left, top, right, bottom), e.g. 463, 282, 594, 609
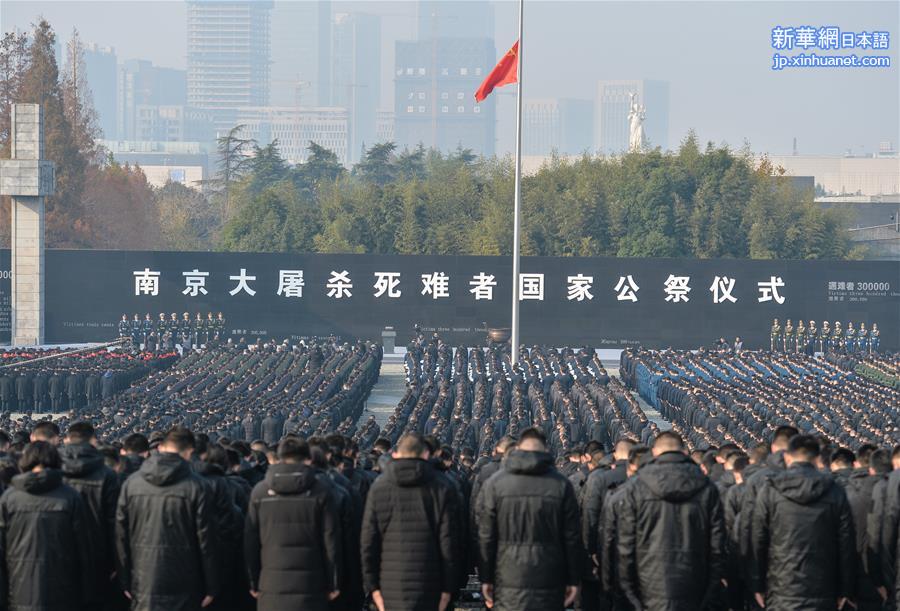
1, 19, 858, 260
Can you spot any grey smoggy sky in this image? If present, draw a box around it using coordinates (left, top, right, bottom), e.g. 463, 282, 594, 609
2, 0, 898, 157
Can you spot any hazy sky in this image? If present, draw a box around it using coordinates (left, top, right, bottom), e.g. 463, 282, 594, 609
3, 0, 898, 157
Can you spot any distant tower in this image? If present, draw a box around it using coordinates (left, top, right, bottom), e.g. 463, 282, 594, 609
186, 0, 273, 128
793, 137, 798, 156
0, 104, 55, 345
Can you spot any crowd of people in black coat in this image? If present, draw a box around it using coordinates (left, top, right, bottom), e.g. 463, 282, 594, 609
0, 348, 176, 414
620, 348, 900, 451
0, 335, 898, 611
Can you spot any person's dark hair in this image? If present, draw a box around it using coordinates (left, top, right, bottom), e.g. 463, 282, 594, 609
422, 435, 440, 455
830, 448, 855, 469
162, 426, 195, 453
395, 433, 427, 457
494, 435, 516, 454
717, 443, 740, 461
869, 449, 891, 475
204, 444, 229, 469
856, 444, 877, 468
787, 434, 820, 460
277, 436, 311, 463
652, 431, 685, 452
750, 442, 770, 464
373, 438, 391, 454
628, 446, 651, 468
0, 430, 11, 449
732, 455, 750, 474
518, 426, 547, 446
31, 421, 61, 441
123, 433, 150, 454
19, 441, 62, 472
97, 445, 120, 470
66, 421, 95, 444
772, 426, 799, 447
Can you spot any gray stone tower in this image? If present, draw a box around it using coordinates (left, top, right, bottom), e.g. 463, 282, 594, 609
0, 104, 55, 345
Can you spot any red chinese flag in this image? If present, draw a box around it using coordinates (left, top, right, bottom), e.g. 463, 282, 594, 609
474, 41, 518, 102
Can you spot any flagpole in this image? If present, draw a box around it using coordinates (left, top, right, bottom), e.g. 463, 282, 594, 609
510, 0, 524, 367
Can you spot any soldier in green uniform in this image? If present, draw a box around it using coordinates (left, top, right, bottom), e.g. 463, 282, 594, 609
194, 312, 204, 348
795, 320, 807, 353
871, 323, 880, 352
807, 320, 818, 355
858, 323, 868, 353
770, 318, 782, 352
142, 313, 154, 349
845, 322, 856, 353
832, 321, 843, 352
180, 312, 193, 349
205, 312, 215, 346
214, 312, 226, 344
118, 314, 131, 340
783, 319, 794, 353
819, 321, 831, 353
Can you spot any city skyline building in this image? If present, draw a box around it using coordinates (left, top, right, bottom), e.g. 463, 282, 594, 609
332, 12, 381, 164
186, 0, 273, 128
271, 0, 331, 107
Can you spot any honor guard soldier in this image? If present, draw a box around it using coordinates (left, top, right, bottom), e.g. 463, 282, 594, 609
142, 313, 154, 348
131, 314, 143, 348
858, 323, 868, 353
213, 312, 226, 344
819, 321, 831, 353
783, 319, 794, 353
144, 314, 159, 352
833, 321, 843, 352
205, 312, 215, 346
807, 320, 818, 355
870, 323, 880, 352
180, 312, 193, 349
118, 315, 131, 340
770, 318, 782, 352
845, 322, 856, 353
168, 313, 180, 350
194, 313, 204, 348
795, 320, 806, 353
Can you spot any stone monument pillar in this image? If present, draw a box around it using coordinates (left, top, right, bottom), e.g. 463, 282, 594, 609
0, 104, 55, 346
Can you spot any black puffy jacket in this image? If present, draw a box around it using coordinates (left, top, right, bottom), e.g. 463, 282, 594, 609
60, 442, 121, 602
582, 460, 627, 558
244, 462, 342, 611
361, 458, 459, 611
0, 469, 95, 611
477, 450, 582, 611
115, 452, 219, 611
750, 462, 855, 610
617, 451, 725, 611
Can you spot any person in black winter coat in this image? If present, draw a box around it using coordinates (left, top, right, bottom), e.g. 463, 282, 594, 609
477, 427, 582, 611
750, 434, 856, 611
0, 441, 95, 611
115, 427, 219, 611
60, 422, 122, 610
361, 432, 459, 611
581, 439, 633, 611
617, 431, 726, 611
196, 444, 250, 611
244, 437, 342, 611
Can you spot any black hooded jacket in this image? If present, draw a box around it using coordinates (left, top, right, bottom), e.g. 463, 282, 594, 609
750, 462, 855, 610
361, 458, 459, 611
477, 450, 582, 611
0, 469, 95, 611
244, 462, 342, 611
60, 442, 121, 603
115, 452, 219, 611
617, 451, 726, 611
